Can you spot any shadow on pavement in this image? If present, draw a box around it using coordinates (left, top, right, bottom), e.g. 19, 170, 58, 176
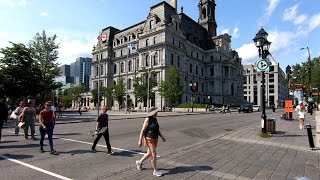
162, 165, 213, 175
0, 140, 19, 144
0, 144, 39, 149
53, 133, 82, 136
109, 150, 141, 157
0, 154, 34, 160
60, 149, 93, 155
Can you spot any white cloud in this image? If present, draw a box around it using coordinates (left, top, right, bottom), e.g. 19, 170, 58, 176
40, 12, 48, 17
219, 28, 229, 35
237, 30, 297, 64
236, 43, 258, 64
259, 0, 280, 25
232, 27, 239, 38
54, 31, 97, 65
283, 4, 298, 21
283, 4, 307, 25
308, 13, 320, 31
0, 0, 28, 8
294, 14, 307, 25
266, 0, 280, 17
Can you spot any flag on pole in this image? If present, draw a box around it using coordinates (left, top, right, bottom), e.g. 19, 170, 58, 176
149, 51, 156, 56
128, 44, 136, 51
100, 34, 107, 42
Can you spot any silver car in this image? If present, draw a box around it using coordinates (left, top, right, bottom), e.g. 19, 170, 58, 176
253, 105, 260, 112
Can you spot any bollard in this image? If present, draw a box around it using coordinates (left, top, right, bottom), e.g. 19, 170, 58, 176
305, 124, 315, 150
316, 111, 320, 148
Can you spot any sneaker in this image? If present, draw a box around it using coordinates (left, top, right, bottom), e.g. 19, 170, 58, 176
153, 170, 163, 177
40, 148, 45, 153
136, 160, 142, 170
91, 149, 97, 153
50, 149, 58, 155
108, 151, 114, 155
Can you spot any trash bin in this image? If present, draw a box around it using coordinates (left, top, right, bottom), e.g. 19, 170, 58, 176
266, 118, 276, 134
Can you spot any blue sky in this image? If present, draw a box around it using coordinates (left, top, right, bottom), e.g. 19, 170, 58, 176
0, 0, 319, 70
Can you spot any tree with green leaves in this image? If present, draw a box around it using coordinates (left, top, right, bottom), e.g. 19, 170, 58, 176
133, 68, 157, 106
0, 42, 42, 104
29, 30, 61, 101
59, 85, 85, 108
113, 76, 126, 109
91, 86, 114, 105
290, 56, 320, 102
159, 67, 183, 107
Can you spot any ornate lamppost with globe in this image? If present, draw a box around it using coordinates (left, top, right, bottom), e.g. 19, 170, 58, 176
253, 27, 271, 134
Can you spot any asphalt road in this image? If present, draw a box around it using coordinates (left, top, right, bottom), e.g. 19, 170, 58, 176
0, 110, 272, 180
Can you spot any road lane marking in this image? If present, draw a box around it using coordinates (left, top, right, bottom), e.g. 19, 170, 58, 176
0, 154, 73, 180
57, 137, 147, 156
5, 130, 159, 157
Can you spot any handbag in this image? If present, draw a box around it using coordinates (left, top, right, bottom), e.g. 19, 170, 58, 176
10, 112, 18, 119
19, 114, 25, 122
18, 122, 25, 128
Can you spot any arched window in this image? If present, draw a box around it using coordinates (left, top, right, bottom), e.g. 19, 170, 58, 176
114, 64, 117, 74
145, 55, 149, 67
128, 60, 132, 72
170, 53, 174, 65
128, 79, 132, 90
153, 54, 158, 65
150, 20, 154, 29
202, 8, 206, 19
196, 65, 198, 75
121, 62, 124, 73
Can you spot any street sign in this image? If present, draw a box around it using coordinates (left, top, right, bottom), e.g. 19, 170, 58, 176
256, 72, 262, 81
256, 59, 270, 71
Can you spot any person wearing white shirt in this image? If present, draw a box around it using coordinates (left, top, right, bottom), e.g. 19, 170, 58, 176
14, 101, 25, 135
295, 101, 307, 129
50, 105, 56, 119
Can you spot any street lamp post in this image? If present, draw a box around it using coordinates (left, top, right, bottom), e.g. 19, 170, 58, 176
300, 47, 313, 115
285, 65, 292, 120
253, 27, 271, 134
189, 82, 197, 112
97, 57, 101, 115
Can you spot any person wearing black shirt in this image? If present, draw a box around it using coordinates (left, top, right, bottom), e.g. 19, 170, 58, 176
91, 106, 114, 155
136, 107, 166, 177
0, 101, 8, 143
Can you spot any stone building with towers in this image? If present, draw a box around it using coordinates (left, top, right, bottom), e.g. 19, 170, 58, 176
90, 0, 244, 110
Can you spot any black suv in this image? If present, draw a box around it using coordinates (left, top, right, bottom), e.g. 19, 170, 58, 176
240, 104, 253, 113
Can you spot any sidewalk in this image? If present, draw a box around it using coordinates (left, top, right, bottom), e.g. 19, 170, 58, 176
102, 112, 320, 180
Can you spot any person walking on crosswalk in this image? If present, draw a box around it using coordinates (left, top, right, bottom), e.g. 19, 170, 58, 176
136, 107, 166, 177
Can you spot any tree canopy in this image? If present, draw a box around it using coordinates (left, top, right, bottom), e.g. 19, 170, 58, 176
0, 30, 61, 105
158, 66, 183, 106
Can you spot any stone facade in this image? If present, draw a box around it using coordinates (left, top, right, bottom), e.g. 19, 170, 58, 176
91, 1, 244, 110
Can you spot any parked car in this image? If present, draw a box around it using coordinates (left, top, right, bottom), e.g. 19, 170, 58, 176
240, 104, 253, 113
253, 105, 260, 112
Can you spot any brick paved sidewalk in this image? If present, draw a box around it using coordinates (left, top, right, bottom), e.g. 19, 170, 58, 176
101, 112, 320, 180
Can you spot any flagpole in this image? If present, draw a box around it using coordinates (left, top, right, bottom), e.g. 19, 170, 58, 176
125, 51, 129, 114
147, 53, 150, 113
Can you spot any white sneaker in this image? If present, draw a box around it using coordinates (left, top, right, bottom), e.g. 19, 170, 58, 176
153, 170, 163, 177
136, 160, 142, 170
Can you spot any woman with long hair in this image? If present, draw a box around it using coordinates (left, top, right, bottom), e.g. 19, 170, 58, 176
295, 101, 307, 129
